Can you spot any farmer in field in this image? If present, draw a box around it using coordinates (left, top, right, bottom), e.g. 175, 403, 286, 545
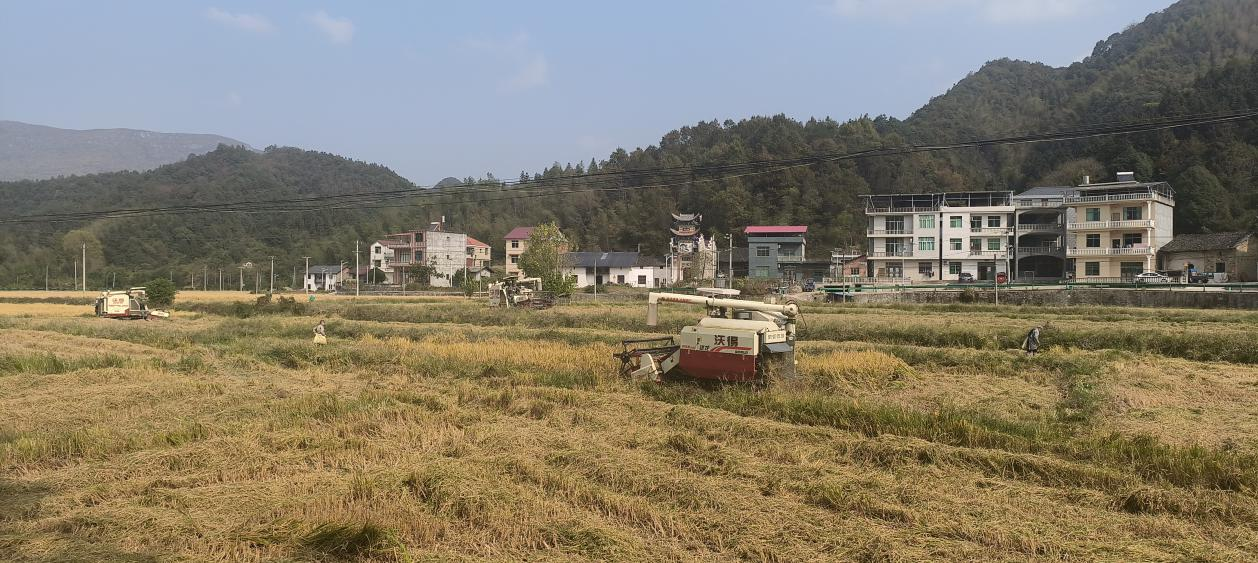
313, 319, 327, 345
1022, 325, 1042, 356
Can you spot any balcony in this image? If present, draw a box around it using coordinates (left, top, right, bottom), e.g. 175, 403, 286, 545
1015, 199, 1065, 208
969, 227, 1014, 234
776, 255, 805, 263
1065, 192, 1173, 205
1066, 247, 1156, 257
1067, 220, 1155, 230
864, 206, 938, 214
1016, 223, 1064, 232
867, 228, 913, 236
869, 250, 913, 258
969, 250, 1011, 258
1017, 245, 1065, 257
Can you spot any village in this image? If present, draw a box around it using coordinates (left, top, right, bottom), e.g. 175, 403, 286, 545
299, 172, 1256, 298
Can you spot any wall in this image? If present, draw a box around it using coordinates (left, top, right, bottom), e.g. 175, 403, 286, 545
425, 231, 467, 287
845, 287, 1258, 309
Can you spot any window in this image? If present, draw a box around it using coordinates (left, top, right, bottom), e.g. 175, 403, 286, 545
510, 240, 519, 249
1085, 234, 1100, 248
756, 246, 770, 257
970, 217, 982, 230
510, 255, 519, 264
949, 262, 961, 275
886, 263, 903, 277
885, 217, 905, 233
849, 267, 861, 275
753, 267, 770, 278
1120, 262, 1142, 277
1123, 207, 1142, 220
1216, 262, 1226, 274
970, 238, 981, 251
918, 215, 935, 229
987, 238, 1001, 251
1122, 233, 1143, 247
414, 251, 423, 261
918, 262, 933, 276
950, 238, 962, 251
950, 216, 962, 228
918, 237, 935, 251
1085, 208, 1100, 222
616, 275, 625, 284
987, 216, 1001, 228
1085, 262, 1100, 276
637, 275, 647, 285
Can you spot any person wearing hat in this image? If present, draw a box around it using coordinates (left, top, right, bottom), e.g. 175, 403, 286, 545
313, 319, 327, 345
1022, 325, 1041, 356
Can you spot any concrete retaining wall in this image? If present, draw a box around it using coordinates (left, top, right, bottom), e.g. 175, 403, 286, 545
849, 287, 1258, 309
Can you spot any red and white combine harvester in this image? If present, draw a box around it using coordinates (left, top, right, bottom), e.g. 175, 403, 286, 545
615, 289, 799, 383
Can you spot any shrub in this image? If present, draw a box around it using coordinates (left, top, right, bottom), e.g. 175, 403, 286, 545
145, 278, 178, 308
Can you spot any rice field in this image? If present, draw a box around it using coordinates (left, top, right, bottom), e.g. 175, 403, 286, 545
1, 293, 1257, 561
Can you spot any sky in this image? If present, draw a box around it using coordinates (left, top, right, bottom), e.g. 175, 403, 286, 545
0, 1, 1176, 184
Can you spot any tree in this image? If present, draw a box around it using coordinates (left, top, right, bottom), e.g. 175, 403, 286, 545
519, 222, 575, 294
145, 277, 178, 307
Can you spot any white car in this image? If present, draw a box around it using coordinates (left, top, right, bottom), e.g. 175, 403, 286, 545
1134, 271, 1171, 284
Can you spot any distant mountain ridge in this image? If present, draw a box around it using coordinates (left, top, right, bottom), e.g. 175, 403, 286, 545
0, 120, 251, 181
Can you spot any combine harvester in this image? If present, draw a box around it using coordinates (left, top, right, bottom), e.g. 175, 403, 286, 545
93, 287, 169, 320
615, 288, 799, 384
487, 277, 556, 310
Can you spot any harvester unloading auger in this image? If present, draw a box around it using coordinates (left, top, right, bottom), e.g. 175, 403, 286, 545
615, 291, 799, 383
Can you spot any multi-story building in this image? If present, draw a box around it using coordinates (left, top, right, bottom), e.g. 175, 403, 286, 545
1065, 172, 1175, 280
367, 240, 395, 283
561, 252, 663, 288
746, 226, 806, 279
863, 192, 1014, 282
1012, 186, 1072, 281
384, 218, 469, 288
466, 236, 491, 270
503, 226, 535, 278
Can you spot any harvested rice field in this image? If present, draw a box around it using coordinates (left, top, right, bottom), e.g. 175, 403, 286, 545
2, 294, 1257, 561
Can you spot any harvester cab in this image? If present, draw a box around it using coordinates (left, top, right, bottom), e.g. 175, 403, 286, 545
615, 290, 799, 383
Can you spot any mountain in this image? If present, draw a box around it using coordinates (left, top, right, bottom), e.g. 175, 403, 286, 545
1, 0, 1257, 288
0, 120, 251, 181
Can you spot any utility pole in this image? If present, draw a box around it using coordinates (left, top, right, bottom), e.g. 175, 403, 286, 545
268, 256, 275, 293
81, 242, 86, 292
73, 260, 78, 291
254, 271, 260, 294
303, 257, 311, 294
291, 266, 296, 289
238, 266, 244, 292
45, 265, 48, 291
355, 240, 361, 297
219, 269, 223, 291
203, 265, 208, 291
727, 233, 734, 283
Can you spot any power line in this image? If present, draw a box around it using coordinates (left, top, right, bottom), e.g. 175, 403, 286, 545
2, 109, 1255, 226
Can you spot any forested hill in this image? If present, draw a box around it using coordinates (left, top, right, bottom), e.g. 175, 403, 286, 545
2, 0, 1258, 288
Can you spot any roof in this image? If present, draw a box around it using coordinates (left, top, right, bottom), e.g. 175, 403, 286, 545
564, 251, 640, 268
672, 213, 700, 221
744, 226, 807, 235
504, 226, 535, 240
1015, 186, 1076, 198
466, 236, 490, 247
1159, 232, 1252, 254
307, 265, 342, 275
635, 254, 666, 267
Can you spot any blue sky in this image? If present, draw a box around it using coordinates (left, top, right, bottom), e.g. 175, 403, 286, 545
0, 1, 1175, 184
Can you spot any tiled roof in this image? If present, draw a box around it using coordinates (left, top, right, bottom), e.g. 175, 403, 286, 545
745, 226, 807, 234
504, 226, 535, 240
1159, 232, 1251, 253
466, 236, 490, 247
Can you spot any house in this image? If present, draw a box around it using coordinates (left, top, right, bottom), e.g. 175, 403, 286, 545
504, 226, 535, 278
562, 252, 662, 288
862, 192, 1015, 282
830, 251, 867, 278
504, 226, 569, 278
383, 218, 469, 287
304, 265, 342, 291
1065, 172, 1174, 280
1011, 186, 1071, 281
367, 240, 395, 283
466, 236, 491, 271
746, 226, 806, 279
1159, 232, 1255, 282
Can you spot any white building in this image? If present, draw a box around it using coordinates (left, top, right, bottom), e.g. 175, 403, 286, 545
368, 241, 395, 283
304, 265, 343, 291
863, 192, 1015, 282
1065, 173, 1175, 280
424, 228, 467, 288
562, 252, 664, 288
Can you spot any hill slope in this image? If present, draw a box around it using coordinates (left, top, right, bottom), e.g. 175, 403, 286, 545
0, 120, 251, 181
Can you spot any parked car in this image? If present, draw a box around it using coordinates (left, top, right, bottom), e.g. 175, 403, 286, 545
957, 272, 975, 283
1188, 272, 1212, 284
1134, 271, 1171, 284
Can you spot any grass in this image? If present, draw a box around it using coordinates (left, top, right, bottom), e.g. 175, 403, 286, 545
0, 294, 1257, 560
